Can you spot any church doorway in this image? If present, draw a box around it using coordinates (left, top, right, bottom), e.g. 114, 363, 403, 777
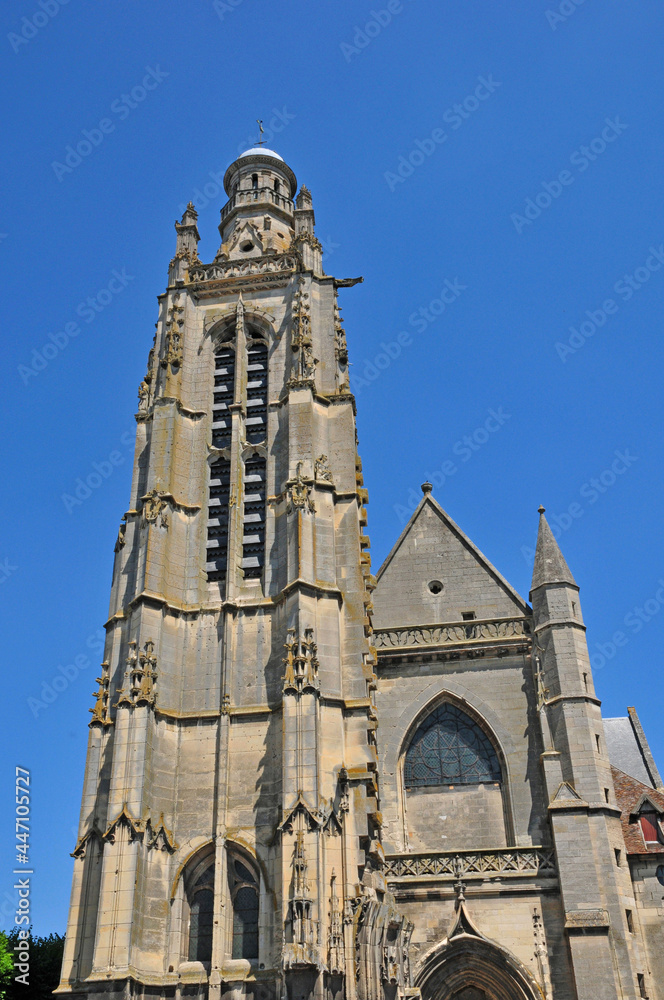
417, 937, 543, 1000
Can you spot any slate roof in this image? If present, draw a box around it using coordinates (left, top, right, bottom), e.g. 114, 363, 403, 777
530, 509, 577, 593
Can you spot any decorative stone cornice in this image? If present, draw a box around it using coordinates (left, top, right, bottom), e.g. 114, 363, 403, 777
374, 616, 532, 659
188, 252, 298, 286
383, 847, 556, 882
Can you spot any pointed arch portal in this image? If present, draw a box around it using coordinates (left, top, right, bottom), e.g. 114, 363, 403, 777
417, 937, 543, 1000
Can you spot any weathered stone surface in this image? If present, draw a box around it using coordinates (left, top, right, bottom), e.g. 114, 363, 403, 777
58, 148, 662, 1000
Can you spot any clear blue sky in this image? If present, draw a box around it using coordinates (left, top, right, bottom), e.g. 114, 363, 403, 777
2, 0, 663, 936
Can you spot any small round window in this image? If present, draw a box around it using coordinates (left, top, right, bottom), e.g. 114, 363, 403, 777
240, 241, 254, 253
428, 580, 443, 595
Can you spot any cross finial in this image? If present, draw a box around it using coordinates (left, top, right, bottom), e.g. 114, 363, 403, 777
256, 119, 265, 146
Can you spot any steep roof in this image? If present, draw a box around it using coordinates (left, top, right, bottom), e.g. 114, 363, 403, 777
372, 489, 529, 629
604, 708, 663, 789
612, 766, 664, 856
530, 508, 577, 593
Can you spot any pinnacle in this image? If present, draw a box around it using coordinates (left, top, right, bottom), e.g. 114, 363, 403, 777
531, 508, 577, 592
421, 481, 433, 494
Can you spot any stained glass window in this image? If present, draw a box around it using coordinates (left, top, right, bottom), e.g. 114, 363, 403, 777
404, 703, 501, 788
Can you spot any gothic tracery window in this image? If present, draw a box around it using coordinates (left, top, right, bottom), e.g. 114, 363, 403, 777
404, 703, 501, 788
228, 851, 259, 960
186, 856, 214, 963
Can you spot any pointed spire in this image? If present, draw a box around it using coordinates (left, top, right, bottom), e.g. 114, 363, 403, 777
531, 506, 577, 592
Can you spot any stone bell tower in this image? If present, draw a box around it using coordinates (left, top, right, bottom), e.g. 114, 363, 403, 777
57, 146, 415, 1000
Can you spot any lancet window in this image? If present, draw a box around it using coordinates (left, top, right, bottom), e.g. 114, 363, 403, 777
208, 325, 269, 585
183, 845, 260, 966
228, 851, 259, 960
404, 703, 501, 788
206, 457, 231, 581
242, 455, 266, 579
246, 340, 268, 444
212, 345, 235, 448
186, 855, 214, 964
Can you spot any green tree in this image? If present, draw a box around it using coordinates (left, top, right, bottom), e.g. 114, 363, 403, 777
0, 933, 13, 1000
3, 929, 64, 1000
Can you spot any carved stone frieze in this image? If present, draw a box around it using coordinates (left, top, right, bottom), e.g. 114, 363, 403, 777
383, 847, 556, 881
374, 616, 532, 651
188, 252, 298, 284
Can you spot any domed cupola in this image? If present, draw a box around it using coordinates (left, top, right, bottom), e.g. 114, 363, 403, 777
219, 147, 298, 251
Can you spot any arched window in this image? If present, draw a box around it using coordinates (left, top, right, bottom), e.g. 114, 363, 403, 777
186, 856, 214, 963
228, 851, 259, 960
404, 703, 501, 788
251, 173, 258, 190
208, 327, 269, 586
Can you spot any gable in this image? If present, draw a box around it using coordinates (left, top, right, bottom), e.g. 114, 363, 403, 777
372, 496, 529, 629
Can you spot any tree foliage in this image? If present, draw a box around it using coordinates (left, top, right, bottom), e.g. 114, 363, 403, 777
1, 929, 64, 1000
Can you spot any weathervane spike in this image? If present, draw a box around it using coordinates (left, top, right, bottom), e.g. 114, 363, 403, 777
256, 119, 265, 147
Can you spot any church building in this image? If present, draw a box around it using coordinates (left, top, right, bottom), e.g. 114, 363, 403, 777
56, 146, 664, 1000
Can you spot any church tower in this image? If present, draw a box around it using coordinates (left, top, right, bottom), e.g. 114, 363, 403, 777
58, 144, 664, 1000
57, 147, 414, 1000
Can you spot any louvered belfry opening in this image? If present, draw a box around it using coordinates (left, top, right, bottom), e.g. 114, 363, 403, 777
206, 457, 231, 582
242, 455, 266, 579
246, 340, 268, 444
212, 345, 235, 448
